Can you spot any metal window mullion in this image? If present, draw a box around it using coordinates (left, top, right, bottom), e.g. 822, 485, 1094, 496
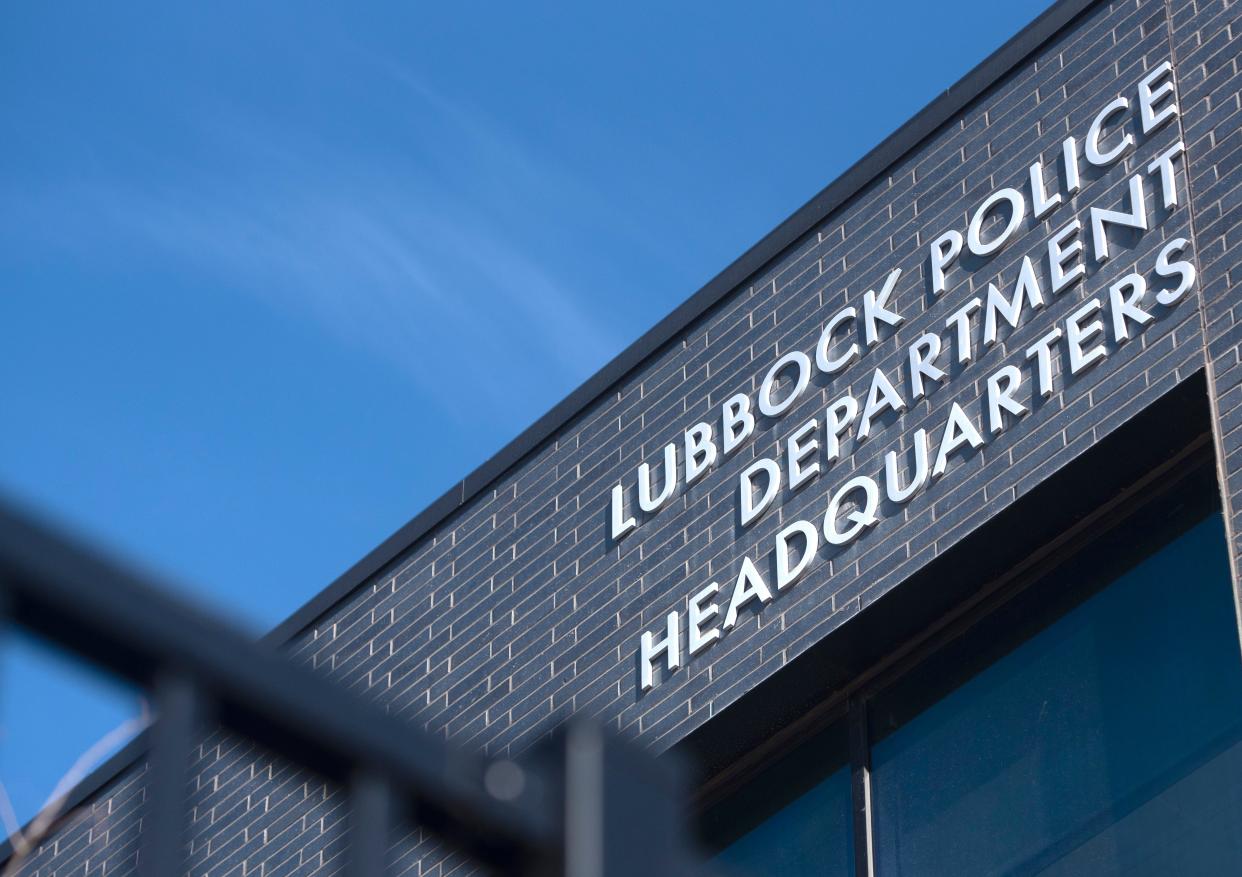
849, 696, 876, 877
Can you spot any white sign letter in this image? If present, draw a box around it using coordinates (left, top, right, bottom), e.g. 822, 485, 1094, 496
786, 418, 821, 492
639, 610, 681, 691
1138, 61, 1178, 134
1025, 327, 1063, 399
986, 365, 1026, 435
684, 422, 718, 486
863, 268, 904, 346
1109, 273, 1152, 343
1155, 238, 1196, 305
908, 332, 946, 401
826, 395, 858, 462
885, 429, 930, 504
983, 256, 1046, 347
1086, 96, 1134, 166
721, 393, 755, 456
967, 188, 1026, 257
858, 367, 907, 441
1090, 174, 1148, 263
1147, 141, 1185, 210
1029, 159, 1062, 219
816, 307, 859, 374
930, 229, 963, 296
946, 297, 983, 365
1047, 219, 1085, 295
739, 458, 781, 527
610, 484, 636, 540
1066, 299, 1107, 375
933, 402, 986, 478
687, 583, 720, 656
759, 350, 812, 418
775, 520, 819, 591
638, 442, 678, 513
723, 557, 773, 629
823, 476, 881, 546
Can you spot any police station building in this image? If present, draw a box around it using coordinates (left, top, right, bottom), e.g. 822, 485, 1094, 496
12, 0, 1242, 875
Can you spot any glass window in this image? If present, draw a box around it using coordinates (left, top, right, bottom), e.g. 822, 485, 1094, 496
870, 513, 1242, 876
709, 723, 854, 876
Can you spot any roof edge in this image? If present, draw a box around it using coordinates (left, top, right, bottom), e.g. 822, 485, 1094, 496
265, 0, 1098, 646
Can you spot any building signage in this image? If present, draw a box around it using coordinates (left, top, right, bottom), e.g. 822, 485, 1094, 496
624, 62, 1194, 691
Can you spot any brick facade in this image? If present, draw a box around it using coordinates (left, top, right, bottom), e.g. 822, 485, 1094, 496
9, 1, 1239, 875
1170, 0, 1242, 605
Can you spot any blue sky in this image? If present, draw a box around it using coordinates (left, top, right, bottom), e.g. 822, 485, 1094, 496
1, 0, 1050, 829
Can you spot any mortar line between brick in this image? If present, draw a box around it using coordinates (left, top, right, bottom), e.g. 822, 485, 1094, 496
1161, 0, 1242, 644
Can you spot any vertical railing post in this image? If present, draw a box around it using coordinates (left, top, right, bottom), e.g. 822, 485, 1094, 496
141, 672, 200, 877
555, 720, 690, 877
348, 769, 393, 877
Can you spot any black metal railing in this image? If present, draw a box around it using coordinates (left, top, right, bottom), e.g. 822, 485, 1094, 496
0, 498, 707, 876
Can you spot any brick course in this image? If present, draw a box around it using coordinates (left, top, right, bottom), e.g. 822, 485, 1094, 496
1170, 0, 1242, 606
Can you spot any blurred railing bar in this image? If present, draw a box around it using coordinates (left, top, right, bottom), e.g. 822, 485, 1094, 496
0, 497, 711, 877
0, 498, 553, 870
141, 674, 199, 877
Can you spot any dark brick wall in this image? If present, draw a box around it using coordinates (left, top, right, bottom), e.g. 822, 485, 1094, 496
1170, 0, 1242, 614
9, 1, 1237, 875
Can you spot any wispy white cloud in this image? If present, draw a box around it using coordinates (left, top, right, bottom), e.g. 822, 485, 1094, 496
2, 62, 623, 424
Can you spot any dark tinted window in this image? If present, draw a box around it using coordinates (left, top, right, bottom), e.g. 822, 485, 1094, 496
710, 723, 854, 876
871, 514, 1242, 876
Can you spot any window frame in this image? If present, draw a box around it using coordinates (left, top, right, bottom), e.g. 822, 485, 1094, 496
692, 376, 1236, 877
